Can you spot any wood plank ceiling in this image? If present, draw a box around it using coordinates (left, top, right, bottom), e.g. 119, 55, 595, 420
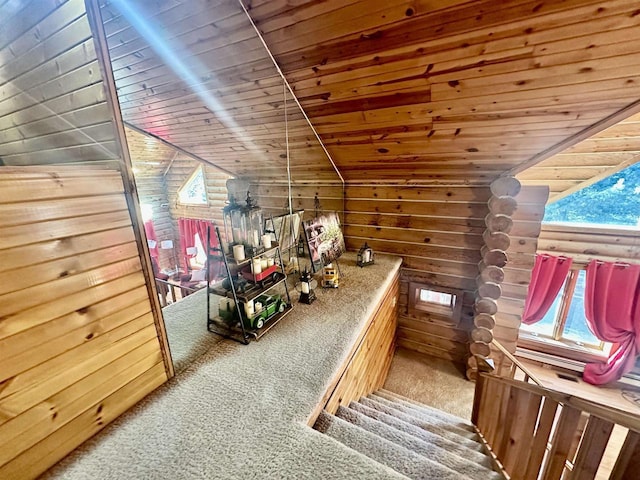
99, 0, 340, 182
97, 0, 640, 185
517, 112, 640, 202
243, 0, 640, 183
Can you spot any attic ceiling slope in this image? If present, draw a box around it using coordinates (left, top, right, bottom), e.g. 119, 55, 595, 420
517, 111, 640, 202
99, 0, 340, 182
245, 0, 640, 183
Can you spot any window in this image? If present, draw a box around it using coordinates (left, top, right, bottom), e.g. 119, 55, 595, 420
521, 269, 611, 355
189, 233, 208, 269
178, 166, 207, 205
408, 282, 463, 324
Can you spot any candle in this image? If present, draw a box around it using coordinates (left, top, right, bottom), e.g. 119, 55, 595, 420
233, 244, 245, 262
267, 258, 274, 267
252, 258, 262, 275
302, 282, 310, 294
260, 258, 268, 270
252, 231, 260, 247
262, 234, 272, 249
245, 300, 254, 317
233, 228, 242, 244
364, 250, 370, 263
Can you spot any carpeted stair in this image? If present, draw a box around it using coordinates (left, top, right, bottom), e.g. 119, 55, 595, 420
314, 389, 503, 480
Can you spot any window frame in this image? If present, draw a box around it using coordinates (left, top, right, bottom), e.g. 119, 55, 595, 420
408, 282, 463, 325
177, 165, 208, 206
520, 267, 611, 361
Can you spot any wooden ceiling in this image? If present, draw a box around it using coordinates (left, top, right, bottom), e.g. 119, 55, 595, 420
244, 0, 640, 183
518, 112, 640, 202
124, 127, 176, 177
99, 0, 340, 182
99, 0, 640, 184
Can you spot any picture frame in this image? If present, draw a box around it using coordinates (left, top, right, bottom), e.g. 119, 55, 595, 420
264, 210, 304, 252
302, 212, 346, 272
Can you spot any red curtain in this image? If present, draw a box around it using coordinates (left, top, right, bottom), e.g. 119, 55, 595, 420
178, 218, 219, 272
143, 220, 159, 258
583, 261, 640, 385
522, 254, 572, 325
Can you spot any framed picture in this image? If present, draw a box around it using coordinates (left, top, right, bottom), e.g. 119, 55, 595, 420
302, 212, 346, 272
265, 210, 303, 252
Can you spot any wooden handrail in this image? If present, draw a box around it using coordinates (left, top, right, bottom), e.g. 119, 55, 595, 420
481, 374, 640, 434
491, 339, 544, 386
473, 373, 640, 480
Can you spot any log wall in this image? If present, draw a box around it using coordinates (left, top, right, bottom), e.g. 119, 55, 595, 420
343, 184, 491, 363
0, 166, 169, 479
249, 181, 344, 223
493, 186, 549, 363
538, 223, 640, 265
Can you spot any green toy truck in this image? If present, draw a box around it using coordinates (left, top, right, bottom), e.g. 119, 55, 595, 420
218, 294, 286, 330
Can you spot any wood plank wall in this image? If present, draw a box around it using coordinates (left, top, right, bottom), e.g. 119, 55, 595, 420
343, 184, 490, 363
494, 186, 549, 359
309, 270, 399, 424
0, 0, 118, 167
0, 166, 169, 479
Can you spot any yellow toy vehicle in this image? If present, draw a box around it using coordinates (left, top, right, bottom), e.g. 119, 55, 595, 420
322, 264, 339, 288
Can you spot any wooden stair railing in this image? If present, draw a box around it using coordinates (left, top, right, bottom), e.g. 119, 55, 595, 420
472, 374, 640, 480
490, 339, 544, 386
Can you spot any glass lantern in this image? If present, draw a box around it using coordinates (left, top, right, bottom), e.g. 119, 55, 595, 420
223, 196, 246, 248
243, 192, 264, 253
357, 242, 374, 267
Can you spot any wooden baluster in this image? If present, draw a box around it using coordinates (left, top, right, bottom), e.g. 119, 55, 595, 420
508, 393, 544, 480
499, 389, 542, 478
472, 373, 486, 426
570, 416, 614, 480
524, 397, 559, 480
542, 405, 582, 480
608, 430, 640, 480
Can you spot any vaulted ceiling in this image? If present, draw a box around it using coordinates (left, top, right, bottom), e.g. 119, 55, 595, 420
103, 0, 640, 184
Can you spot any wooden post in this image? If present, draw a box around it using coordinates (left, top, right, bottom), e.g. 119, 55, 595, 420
468, 176, 520, 380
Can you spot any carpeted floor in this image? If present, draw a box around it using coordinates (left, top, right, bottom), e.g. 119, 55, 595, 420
384, 348, 475, 420
161, 289, 223, 373
43, 254, 407, 480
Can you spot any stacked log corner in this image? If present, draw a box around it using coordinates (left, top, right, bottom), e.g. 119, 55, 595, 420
467, 176, 521, 381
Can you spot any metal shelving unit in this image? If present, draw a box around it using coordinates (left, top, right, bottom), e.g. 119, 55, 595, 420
206, 225, 293, 344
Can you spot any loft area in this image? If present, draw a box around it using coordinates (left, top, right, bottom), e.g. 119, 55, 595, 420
1, 1, 640, 479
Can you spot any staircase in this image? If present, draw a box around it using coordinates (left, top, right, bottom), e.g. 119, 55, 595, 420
314, 389, 504, 480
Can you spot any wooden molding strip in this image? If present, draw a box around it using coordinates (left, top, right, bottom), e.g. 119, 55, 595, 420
235, 0, 345, 186
508, 99, 640, 177
86, 0, 174, 379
